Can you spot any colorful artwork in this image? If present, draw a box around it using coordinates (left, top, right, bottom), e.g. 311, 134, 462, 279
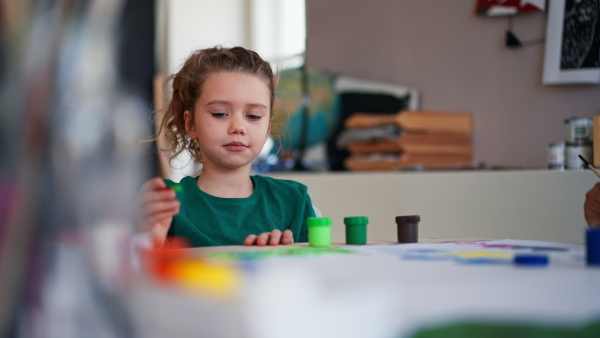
138, 239, 598, 338
454, 241, 569, 251
359, 245, 515, 265
476, 0, 546, 16
200, 240, 579, 266
351, 239, 581, 266
401, 249, 513, 264
205, 246, 355, 262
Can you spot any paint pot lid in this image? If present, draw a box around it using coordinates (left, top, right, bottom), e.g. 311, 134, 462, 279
396, 215, 421, 224
548, 141, 565, 147
307, 217, 332, 227
344, 216, 369, 226
514, 254, 549, 266
566, 140, 593, 146
564, 117, 592, 123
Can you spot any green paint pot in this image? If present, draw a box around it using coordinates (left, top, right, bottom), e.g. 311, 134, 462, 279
307, 217, 332, 247
344, 216, 368, 245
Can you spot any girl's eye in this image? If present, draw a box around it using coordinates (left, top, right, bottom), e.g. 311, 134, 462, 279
211, 112, 227, 118
247, 114, 262, 121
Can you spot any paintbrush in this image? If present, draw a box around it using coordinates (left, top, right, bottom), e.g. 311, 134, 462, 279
578, 155, 600, 179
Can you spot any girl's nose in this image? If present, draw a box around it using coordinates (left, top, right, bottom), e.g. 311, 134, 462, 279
228, 114, 246, 135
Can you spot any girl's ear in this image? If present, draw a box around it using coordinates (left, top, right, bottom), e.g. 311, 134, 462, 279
184, 110, 198, 140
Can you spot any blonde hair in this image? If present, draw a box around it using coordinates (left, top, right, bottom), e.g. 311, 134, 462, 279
156, 46, 277, 164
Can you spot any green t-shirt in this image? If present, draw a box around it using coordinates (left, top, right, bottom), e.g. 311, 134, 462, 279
164, 175, 314, 247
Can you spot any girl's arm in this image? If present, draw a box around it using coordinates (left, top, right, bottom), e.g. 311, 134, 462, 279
137, 177, 180, 246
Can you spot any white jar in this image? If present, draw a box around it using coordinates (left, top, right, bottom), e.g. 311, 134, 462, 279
565, 141, 593, 170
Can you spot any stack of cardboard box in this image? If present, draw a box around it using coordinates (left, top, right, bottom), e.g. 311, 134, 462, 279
338, 110, 473, 171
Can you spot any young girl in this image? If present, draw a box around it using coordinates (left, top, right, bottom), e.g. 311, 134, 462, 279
138, 46, 315, 247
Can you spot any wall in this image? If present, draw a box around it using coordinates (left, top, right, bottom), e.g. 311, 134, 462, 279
156, 0, 251, 181
305, 0, 600, 169
271, 170, 597, 244
166, 0, 250, 74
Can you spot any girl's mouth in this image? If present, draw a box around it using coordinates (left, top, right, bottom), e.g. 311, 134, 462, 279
224, 142, 248, 151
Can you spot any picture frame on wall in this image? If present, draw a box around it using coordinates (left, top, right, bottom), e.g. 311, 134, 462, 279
475, 0, 545, 16
543, 0, 600, 85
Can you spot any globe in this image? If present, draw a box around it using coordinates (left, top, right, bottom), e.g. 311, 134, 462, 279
272, 67, 340, 151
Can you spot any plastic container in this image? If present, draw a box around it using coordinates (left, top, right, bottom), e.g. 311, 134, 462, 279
344, 216, 368, 245
307, 217, 332, 247
565, 117, 593, 143
547, 141, 565, 170
565, 141, 593, 170
396, 215, 420, 243
586, 228, 600, 266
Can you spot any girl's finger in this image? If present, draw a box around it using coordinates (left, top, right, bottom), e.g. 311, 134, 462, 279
140, 188, 176, 205
141, 210, 177, 232
244, 234, 258, 246
589, 199, 600, 213
269, 229, 282, 245
140, 177, 167, 194
142, 200, 180, 217
281, 229, 294, 245
256, 232, 270, 246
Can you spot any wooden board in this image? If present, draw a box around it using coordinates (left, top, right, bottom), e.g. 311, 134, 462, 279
345, 133, 472, 155
344, 110, 472, 135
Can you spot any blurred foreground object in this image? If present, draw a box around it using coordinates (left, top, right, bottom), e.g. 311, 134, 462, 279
0, 1, 149, 337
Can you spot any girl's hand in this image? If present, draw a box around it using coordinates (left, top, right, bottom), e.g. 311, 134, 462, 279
244, 229, 294, 246
585, 182, 600, 228
137, 177, 180, 246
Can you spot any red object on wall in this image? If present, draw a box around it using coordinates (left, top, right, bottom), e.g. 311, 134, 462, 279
475, 0, 545, 16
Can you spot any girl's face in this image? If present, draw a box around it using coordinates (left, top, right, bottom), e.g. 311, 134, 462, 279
184, 72, 272, 171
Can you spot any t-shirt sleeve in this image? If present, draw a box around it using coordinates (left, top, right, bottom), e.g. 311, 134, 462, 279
298, 191, 316, 243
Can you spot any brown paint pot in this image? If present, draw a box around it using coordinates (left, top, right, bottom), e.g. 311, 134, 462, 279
396, 215, 420, 243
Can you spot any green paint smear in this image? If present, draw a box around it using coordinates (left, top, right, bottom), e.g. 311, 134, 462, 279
206, 246, 355, 262
171, 184, 183, 193
414, 319, 600, 338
